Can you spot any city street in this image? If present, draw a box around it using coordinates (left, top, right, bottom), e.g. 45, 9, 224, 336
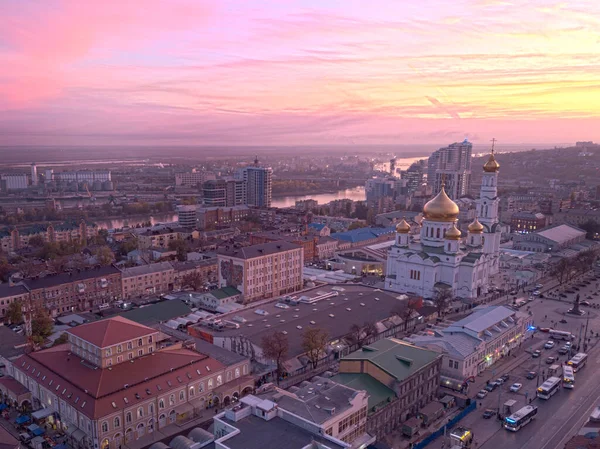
428, 269, 600, 449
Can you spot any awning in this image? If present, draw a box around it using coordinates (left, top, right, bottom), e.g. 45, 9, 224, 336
72, 429, 86, 443
32, 407, 54, 420
174, 403, 194, 416
15, 415, 31, 424
28, 423, 41, 432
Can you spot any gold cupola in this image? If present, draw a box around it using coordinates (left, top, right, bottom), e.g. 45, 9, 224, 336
468, 217, 484, 234
396, 218, 411, 234
445, 223, 462, 240
423, 184, 460, 222
483, 151, 500, 172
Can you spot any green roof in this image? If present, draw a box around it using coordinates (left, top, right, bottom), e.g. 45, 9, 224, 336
343, 338, 440, 381
210, 286, 241, 300
462, 252, 483, 263
332, 373, 395, 412
118, 300, 192, 325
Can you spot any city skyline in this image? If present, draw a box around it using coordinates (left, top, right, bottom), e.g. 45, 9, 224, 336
1, 0, 600, 146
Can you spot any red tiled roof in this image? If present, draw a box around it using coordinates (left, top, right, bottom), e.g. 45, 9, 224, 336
0, 376, 30, 396
14, 346, 225, 419
67, 316, 157, 348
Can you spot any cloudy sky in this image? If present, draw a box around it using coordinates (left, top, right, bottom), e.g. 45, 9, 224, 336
1, 0, 599, 146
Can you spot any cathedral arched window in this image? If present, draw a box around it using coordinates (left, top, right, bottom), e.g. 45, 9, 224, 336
436, 228, 440, 239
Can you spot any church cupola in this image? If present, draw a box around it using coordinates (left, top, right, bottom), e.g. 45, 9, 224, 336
444, 222, 461, 253
467, 217, 484, 247
396, 218, 411, 246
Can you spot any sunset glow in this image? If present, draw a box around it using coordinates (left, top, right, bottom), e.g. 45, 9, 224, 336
1, 0, 600, 146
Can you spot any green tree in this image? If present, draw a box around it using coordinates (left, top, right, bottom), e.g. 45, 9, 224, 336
52, 333, 69, 346
31, 309, 54, 345
6, 301, 23, 324
119, 239, 138, 255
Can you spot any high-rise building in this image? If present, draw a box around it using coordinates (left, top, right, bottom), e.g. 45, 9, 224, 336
31, 163, 38, 186
225, 177, 246, 206
427, 140, 472, 199
365, 177, 397, 214
203, 179, 228, 207
235, 159, 272, 208
402, 160, 426, 193
177, 205, 198, 228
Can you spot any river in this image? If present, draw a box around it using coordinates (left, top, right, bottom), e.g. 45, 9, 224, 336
271, 187, 365, 208
96, 213, 179, 230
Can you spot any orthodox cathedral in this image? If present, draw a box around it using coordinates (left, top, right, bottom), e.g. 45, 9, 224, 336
386, 150, 501, 300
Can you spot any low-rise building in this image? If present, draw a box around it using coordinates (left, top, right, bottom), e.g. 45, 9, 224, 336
511, 211, 547, 233
172, 258, 218, 289
316, 236, 338, 260
513, 224, 587, 252
250, 231, 318, 261
331, 227, 396, 250
5, 316, 252, 449
137, 227, 194, 250
0, 220, 98, 253
217, 241, 303, 304
556, 208, 600, 227
333, 338, 442, 440
24, 266, 122, 316
121, 262, 175, 299
407, 305, 532, 386
0, 284, 30, 322
197, 206, 251, 230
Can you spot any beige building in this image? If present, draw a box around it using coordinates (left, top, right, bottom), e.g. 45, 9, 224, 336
6, 317, 253, 449
137, 227, 196, 250
217, 241, 304, 304
121, 262, 175, 299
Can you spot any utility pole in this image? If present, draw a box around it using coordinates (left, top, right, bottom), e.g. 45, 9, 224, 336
497, 383, 502, 422
584, 315, 590, 352
577, 323, 584, 352
536, 353, 543, 387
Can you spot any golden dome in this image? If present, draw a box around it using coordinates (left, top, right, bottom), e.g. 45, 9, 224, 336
468, 217, 484, 233
445, 223, 462, 240
396, 218, 411, 234
483, 152, 500, 172
423, 185, 460, 222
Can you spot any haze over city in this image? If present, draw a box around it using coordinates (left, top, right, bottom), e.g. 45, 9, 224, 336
2, 0, 600, 148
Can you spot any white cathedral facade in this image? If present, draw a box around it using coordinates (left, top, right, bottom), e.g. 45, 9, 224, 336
386, 150, 501, 300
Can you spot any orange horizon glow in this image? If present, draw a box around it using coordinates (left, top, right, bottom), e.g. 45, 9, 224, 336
1, 0, 600, 147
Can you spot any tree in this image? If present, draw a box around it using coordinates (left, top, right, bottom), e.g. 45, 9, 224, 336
434, 288, 452, 317
95, 246, 115, 266
6, 301, 23, 324
347, 321, 377, 348
348, 221, 367, 231
0, 256, 11, 282
28, 235, 46, 248
550, 258, 569, 285
168, 239, 187, 261
181, 271, 204, 291
391, 298, 421, 331
52, 333, 69, 346
302, 327, 329, 369
579, 220, 600, 240
120, 239, 138, 255
262, 331, 289, 383
31, 309, 54, 345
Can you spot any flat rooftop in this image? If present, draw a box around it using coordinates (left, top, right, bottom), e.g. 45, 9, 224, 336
220, 415, 346, 449
192, 285, 412, 358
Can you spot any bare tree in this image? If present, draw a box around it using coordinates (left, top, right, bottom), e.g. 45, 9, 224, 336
261, 331, 289, 384
550, 259, 569, 285
391, 299, 419, 331
347, 321, 377, 348
181, 271, 204, 291
302, 327, 329, 369
434, 288, 452, 318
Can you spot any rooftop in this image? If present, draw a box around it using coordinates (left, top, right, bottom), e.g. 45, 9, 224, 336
535, 224, 586, 244
447, 305, 516, 334
117, 300, 192, 326
121, 261, 174, 278
22, 266, 121, 290
0, 325, 28, 360
331, 372, 395, 411
343, 338, 440, 381
67, 316, 158, 348
331, 227, 396, 244
0, 283, 28, 299
217, 241, 301, 259
219, 414, 346, 449
407, 332, 482, 358
210, 286, 241, 299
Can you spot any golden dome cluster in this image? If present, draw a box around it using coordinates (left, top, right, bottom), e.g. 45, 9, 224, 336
423, 185, 460, 222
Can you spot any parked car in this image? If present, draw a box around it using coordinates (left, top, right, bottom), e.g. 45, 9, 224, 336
510, 383, 523, 392
500, 374, 510, 382
544, 341, 555, 349
477, 390, 488, 399
580, 301, 591, 306
485, 383, 497, 392
558, 346, 569, 355
535, 284, 543, 289
526, 371, 537, 379
496, 378, 505, 385
559, 293, 568, 298
532, 290, 541, 296
532, 349, 542, 358
539, 327, 550, 333
483, 409, 496, 419
546, 356, 556, 364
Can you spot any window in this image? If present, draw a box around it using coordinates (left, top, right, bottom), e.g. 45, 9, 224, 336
243, 365, 248, 375
126, 412, 132, 424
105, 348, 112, 357
117, 356, 122, 363
189, 387, 195, 397
159, 399, 165, 410
101, 421, 108, 433
107, 358, 113, 367
226, 371, 232, 381
137, 407, 144, 419
216, 375, 223, 386
208, 379, 213, 389
128, 353, 133, 360
198, 382, 204, 393
138, 349, 143, 357
114, 417, 121, 428
448, 359, 453, 368
179, 390, 185, 401
169, 394, 175, 406
454, 361, 459, 369
235, 368, 240, 378
127, 342, 133, 350
149, 346, 154, 353
117, 345, 123, 353
138, 339, 143, 347
149, 336, 153, 343
149, 404, 154, 415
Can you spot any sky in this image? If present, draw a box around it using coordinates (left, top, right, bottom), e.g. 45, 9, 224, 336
1, 0, 600, 147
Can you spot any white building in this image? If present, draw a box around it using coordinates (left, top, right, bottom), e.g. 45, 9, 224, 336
1, 174, 30, 190
175, 170, 215, 187
52, 170, 112, 183
386, 149, 501, 300
407, 305, 532, 384
217, 241, 303, 303
31, 163, 38, 186
177, 205, 197, 228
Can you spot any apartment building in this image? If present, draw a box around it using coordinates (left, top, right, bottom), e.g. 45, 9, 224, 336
5, 317, 252, 449
121, 262, 175, 299
197, 206, 251, 230
0, 220, 98, 253
333, 338, 442, 441
137, 227, 193, 250
217, 241, 303, 304
24, 266, 122, 316
175, 170, 215, 187
511, 211, 547, 233
235, 165, 272, 208
250, 231, 318, 261
0, 284, 30, 321
172, 258, 218, 290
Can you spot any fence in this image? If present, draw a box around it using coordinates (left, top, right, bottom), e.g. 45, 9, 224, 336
411, 401, 477, 449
